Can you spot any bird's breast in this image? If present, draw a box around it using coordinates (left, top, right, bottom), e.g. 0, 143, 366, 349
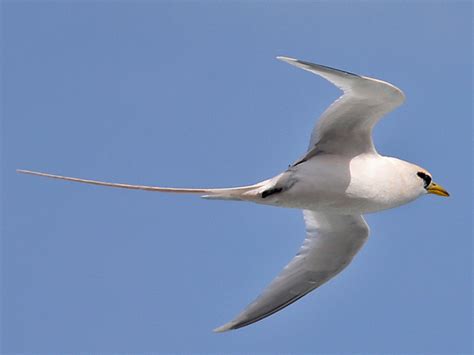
276, 154, 418, 214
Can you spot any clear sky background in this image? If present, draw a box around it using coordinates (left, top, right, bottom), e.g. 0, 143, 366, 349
2, 1, 472, 354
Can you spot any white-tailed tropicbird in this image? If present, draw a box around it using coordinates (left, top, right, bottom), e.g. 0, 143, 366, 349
18, 56, 449, 332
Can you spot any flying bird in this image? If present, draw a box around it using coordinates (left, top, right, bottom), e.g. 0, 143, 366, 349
18, 56, 449, 332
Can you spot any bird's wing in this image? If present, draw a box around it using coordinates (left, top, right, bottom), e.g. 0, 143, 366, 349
277, 56, 405, 158
214, 211, 369, 332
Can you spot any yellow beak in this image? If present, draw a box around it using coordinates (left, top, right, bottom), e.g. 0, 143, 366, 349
427, 182, 450, 197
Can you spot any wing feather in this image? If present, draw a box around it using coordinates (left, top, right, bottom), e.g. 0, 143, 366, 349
214, 211, 369, 332
277, 56, 405, 157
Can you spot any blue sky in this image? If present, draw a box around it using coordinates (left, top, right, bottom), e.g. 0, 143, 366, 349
2, 1, 472, 353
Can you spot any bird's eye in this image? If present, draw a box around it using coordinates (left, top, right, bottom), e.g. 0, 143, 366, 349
417, 171, 432, 188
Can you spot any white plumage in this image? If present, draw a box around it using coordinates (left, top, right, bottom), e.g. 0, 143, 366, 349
17, 56, 449, 332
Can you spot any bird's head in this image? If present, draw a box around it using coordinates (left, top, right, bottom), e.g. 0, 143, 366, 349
415, 170, 450, 197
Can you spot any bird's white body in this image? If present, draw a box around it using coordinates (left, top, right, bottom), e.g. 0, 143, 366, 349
253, 154, 426, 214
18, 56, 449, 333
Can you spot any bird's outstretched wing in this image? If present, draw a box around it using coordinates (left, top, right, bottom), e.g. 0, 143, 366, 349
277, 57, 405, 158
214, 211, 369, 332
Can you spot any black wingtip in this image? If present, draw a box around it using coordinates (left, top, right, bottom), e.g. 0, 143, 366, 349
277, 55, 361, 78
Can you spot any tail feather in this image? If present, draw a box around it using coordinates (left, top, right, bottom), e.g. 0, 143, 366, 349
16, 169, 263, 199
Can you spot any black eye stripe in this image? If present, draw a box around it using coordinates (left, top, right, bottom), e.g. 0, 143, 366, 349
417, 172, 432, 188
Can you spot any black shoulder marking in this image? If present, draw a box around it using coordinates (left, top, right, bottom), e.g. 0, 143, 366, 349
261, 187, 283, 199
292, 158, 307, 167
291, 145, 324, 167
